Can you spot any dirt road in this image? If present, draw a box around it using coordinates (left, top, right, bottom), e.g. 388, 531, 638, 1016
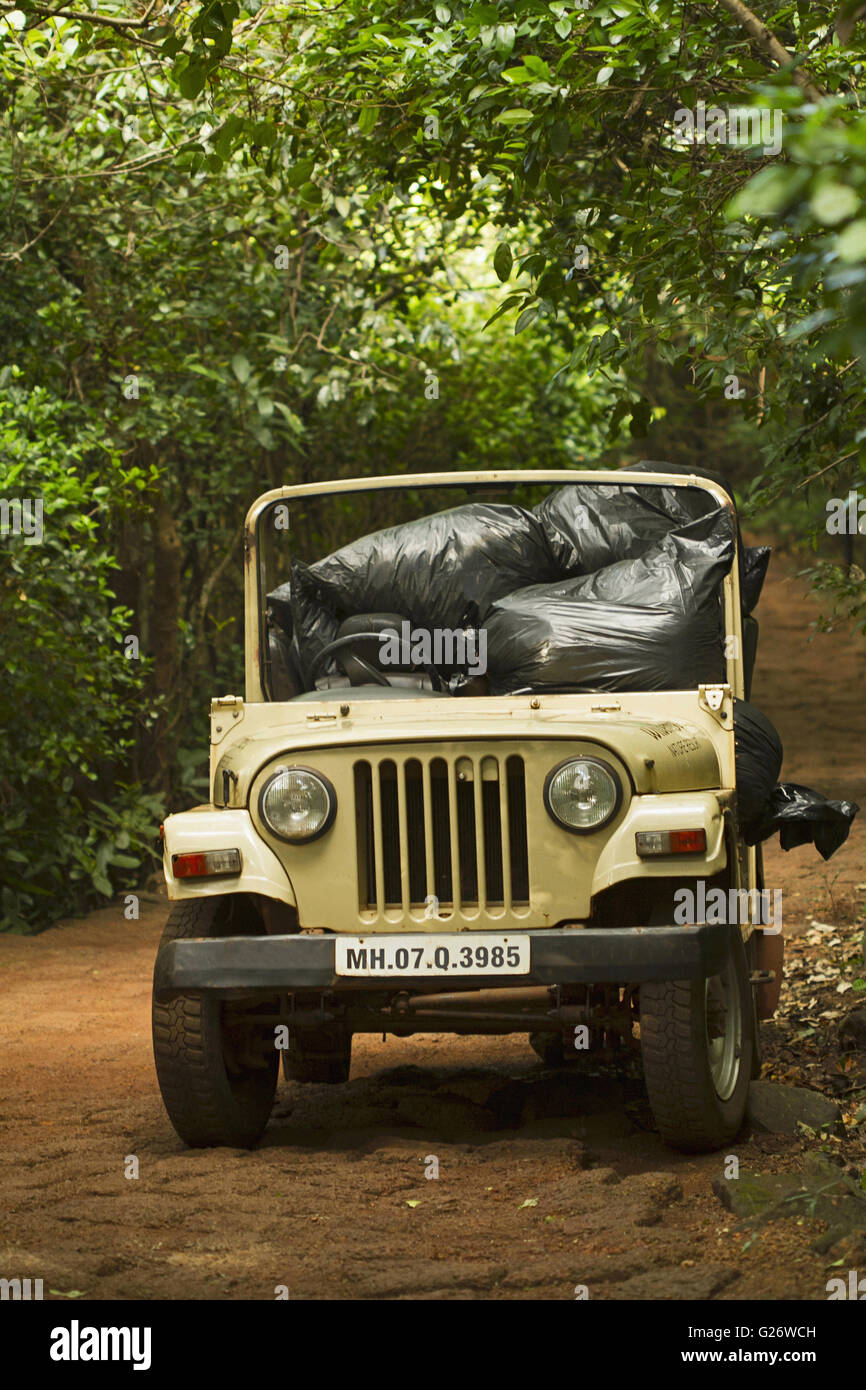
2, 554, 864, 1301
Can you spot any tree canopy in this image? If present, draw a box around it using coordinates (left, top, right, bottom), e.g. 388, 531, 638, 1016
1, 0, 864, 927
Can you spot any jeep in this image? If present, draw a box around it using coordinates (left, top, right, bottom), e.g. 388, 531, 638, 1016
152, 468, 778, 1153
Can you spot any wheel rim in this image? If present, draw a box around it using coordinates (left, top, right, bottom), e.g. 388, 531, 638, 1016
704, 960, 743, 1101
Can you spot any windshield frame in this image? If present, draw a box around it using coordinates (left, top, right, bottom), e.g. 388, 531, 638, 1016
243, 469, 743, 705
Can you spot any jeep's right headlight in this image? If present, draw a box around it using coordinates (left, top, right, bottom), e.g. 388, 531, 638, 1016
544, 757, 621, 834
259, 766, 336, 843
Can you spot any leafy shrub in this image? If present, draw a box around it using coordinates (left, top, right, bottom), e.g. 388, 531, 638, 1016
0, 383, 162, 931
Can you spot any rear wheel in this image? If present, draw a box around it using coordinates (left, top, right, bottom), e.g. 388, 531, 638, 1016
152, 897, 279, 1148
640, 926, 753, 1152
282, 1026, 352, 1084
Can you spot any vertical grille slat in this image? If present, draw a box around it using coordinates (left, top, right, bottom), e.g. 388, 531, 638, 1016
369, 762, 387, 912
498, 762, 513, 911
421, 759, 436, 906
506, 754, 529, 903
430, 757, 453, 903
355, 749, 528, 916
396, 761, 411, 914
472, 759, 487, 908
448, 759, 463, 910
404, 760, 426, 905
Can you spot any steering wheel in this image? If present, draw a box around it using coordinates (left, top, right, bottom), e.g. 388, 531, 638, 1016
307, 632, 449, 691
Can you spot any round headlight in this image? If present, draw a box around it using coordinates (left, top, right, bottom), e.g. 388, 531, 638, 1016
259, 766, 336, 843
544, 757, 621, 833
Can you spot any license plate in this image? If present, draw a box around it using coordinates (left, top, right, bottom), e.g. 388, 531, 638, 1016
335, 934, 530, 978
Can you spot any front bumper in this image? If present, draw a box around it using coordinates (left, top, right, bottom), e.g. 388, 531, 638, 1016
153, 924, 730, 1000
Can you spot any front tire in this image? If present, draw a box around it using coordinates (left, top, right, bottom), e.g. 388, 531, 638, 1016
152, 897, 279, 1148
640, 927, 753, 1153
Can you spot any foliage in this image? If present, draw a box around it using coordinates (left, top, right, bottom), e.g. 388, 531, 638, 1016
0, 383, 163, 929
1, 0, 865, 926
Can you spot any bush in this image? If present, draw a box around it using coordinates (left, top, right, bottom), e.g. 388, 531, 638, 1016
0, 383, 163, 931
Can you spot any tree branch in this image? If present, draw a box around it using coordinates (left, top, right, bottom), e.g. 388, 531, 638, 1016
0, 0, 158, 32
716, 0, 825, 102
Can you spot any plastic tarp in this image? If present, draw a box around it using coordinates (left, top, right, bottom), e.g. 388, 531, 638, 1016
483, 510, 734, 694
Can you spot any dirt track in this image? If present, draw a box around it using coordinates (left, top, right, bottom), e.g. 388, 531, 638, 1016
1, 554, 864, 1301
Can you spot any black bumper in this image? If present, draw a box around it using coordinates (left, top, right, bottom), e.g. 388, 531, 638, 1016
153, 924, 730, 1000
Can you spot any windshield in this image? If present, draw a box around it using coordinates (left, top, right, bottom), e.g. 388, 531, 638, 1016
253, 472, 739, 703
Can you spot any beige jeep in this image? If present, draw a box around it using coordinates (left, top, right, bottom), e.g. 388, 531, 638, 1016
152, 469, 780, 1152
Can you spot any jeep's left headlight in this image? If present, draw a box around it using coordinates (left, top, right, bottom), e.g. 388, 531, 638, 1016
544, 757, 621, 833
259, 766, 336, 843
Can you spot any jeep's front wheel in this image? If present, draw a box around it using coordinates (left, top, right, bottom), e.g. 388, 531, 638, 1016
640, 927, 753, 1153
152, 898, 279, 1148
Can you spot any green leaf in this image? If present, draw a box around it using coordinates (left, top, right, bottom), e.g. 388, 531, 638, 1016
835, 219, 866, 263
286, 158, 316, 189
483, 293, 523, 328
811, 183, 860, 226
596, 66, 614, 86
176, 58, 208, 99
549, 120, 570, 156
358, 105, 379, 135
503, 66, 534, 84
522, 55, 551, 80
727, 166, 809, 220
784, 308, 837, 341
494, 242, 513, 282
231, 354, 251, 385
546, 171, 563, 206
494, 108, 534, 125
514, 305, 538, 334
109, 853, 140, 869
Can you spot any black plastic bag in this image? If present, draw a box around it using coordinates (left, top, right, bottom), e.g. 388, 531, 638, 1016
740, 545, 771, 615
266, 581, 294, 636
288, 503, 556, 683
289, 561, 344, 680
733, 700, 783, 834
745, 782, 860, 860
629, 461, 770, 616
484, 512, 733, 694
533, 480, 719, 576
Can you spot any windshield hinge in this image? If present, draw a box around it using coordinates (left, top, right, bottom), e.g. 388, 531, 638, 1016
211, 694, 245, 744
698, 683, 732, 724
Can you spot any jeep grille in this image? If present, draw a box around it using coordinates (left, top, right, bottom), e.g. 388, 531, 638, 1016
354, 753, 529, 915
